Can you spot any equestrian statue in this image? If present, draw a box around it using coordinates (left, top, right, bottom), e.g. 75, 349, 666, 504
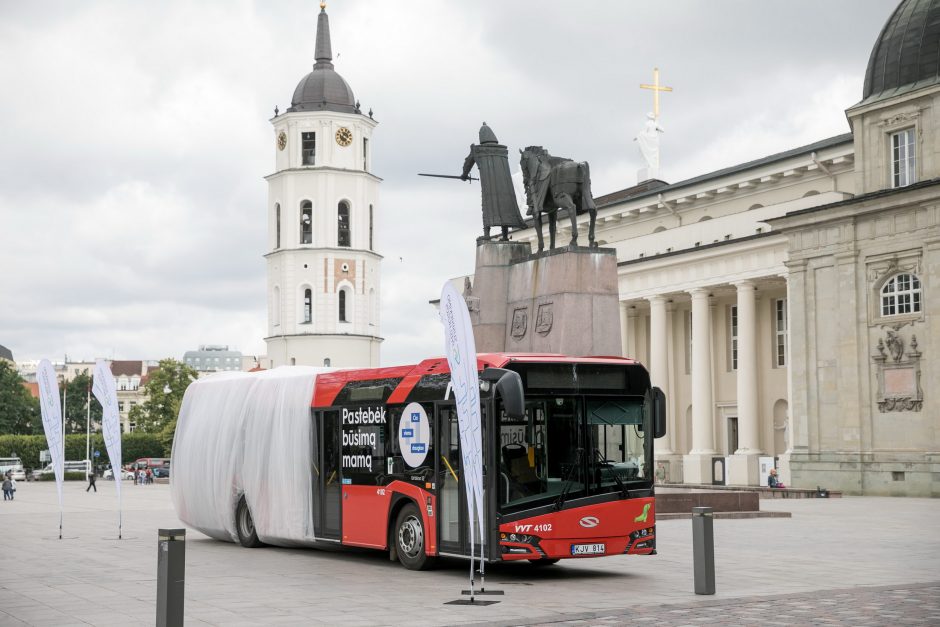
519, 146, 597, 251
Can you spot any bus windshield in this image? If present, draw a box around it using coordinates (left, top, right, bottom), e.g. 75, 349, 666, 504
496, 395, 650, 513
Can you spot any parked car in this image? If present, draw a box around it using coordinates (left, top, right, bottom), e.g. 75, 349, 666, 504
8, 468, 26, 481
103, 467, 135, 480
152, 465, 171, 479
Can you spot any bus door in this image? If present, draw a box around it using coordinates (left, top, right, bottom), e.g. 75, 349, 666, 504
435, 404, 468, 556
315, 410, 342, 541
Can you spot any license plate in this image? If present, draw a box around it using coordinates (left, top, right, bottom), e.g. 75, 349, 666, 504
571, 543, 605, 555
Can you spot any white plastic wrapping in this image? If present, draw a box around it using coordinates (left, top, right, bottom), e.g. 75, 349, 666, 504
170, 366, 331, 547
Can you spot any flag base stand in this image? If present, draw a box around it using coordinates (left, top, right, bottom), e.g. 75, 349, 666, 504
444, 598, 500, 606
42, 536, 78, 541
461, 589, 504, 595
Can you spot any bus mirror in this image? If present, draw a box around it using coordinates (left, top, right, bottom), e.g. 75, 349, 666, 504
652, 387, 667, 439
480, 368, 525, 420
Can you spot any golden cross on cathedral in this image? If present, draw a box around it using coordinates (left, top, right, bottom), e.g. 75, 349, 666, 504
640, 67, 673, 119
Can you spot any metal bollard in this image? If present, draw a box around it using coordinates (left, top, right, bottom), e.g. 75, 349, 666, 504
157, 528, 186, 627
692, 506, 715, 595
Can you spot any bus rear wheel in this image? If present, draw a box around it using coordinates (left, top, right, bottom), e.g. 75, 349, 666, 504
394, 503, 433, 570
235, 495, 262, 548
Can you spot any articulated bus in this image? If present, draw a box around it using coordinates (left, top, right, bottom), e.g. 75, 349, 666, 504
171, 353, 666, 570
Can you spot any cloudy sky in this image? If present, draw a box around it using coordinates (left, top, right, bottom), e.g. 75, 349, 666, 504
0, 0, 896, 367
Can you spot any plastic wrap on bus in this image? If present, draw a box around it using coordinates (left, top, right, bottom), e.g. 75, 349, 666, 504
170, 366, 330, 547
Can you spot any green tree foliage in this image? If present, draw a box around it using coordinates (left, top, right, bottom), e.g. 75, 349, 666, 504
129, 359, 197, 434
62, 370, 103, 435
0, 433, 166, 472
0, 361, 41, 435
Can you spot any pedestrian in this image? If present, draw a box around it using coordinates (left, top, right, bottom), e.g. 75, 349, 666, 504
133, 467, 138, 485
86, 470, 97, 493
9, 476, 16, 500
146, 468, 153, 485
2, 475, 12, 501
768, 468, 786, 488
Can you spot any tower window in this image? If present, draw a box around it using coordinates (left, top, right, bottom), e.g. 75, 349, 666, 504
303, 288, 312, 324
363, 137, 369, 171
881, 273, 921, 316
369, 204, 374, 251
275, 203, 281, 249
338, 201, 351, 247
301, 201, 312, 244
339, 289, 348, 322
302, 132, 316, 166
891, 128, 916, 188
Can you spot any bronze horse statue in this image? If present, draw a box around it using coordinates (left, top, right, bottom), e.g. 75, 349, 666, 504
519, 146, 597, 251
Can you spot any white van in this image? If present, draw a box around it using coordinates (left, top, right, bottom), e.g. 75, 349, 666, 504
32, 460, 91, 479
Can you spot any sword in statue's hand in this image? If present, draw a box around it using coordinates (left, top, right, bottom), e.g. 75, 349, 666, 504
418, 173, 478, 183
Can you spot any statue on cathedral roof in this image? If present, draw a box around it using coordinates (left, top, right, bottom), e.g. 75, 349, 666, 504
634, 112, 664, 172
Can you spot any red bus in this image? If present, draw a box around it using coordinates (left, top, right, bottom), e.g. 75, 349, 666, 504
172, 353, 665, 570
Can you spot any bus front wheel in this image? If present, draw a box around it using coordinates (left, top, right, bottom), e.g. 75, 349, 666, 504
235, 495, 262, 548
394, 503, 433, 570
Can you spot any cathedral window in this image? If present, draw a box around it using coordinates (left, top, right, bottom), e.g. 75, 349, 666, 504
273, 286, 281, 326
339, 288, 349, 322
775, 299, 787, 367
891, 128, 916, 188
275, 203, 281, 249
363, 137, 369, 171
302, 132, 316, 166
881, 273, 921, 316
301, 201, 313, 244
303, 288, 312, 324
728, 305, 738, 371
369, 204, 374, 250
338, 201, 351, 247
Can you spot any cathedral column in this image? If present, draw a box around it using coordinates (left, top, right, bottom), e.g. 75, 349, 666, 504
648, 295, 673, 456
684, 287, 716, 484
728, 280, 761, 485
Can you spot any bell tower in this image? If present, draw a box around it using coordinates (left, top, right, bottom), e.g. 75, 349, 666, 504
264, 3, 382, 368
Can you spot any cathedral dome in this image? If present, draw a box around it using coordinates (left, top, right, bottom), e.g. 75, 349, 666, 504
862, 0, 940, 103
289, 68, 356, 114
286, 6, 358, 114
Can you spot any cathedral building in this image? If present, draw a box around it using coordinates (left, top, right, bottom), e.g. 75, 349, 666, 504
510, 0, 939, 496
264, 4, 382, 369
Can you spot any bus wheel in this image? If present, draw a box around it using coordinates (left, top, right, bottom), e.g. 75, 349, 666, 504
394, 503, 433, 570
529, 558, 559, 566
235, 495, 262, 548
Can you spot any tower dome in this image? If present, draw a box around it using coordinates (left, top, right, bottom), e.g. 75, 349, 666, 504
287, 5, 357, 114
862, 0, 940, 103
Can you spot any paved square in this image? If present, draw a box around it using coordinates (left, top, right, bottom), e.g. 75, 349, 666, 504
1, 481, 937, 625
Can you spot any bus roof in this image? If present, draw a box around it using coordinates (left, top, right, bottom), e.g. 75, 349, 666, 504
312, 353, 641, 408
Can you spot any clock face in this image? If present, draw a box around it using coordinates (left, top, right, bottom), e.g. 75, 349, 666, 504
335, 127, 353, 147
277, 131, 287, 151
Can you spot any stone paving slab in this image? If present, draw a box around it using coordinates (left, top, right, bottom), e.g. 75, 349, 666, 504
0, 481, 937, 625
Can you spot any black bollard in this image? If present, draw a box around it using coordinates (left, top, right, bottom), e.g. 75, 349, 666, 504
157, 528, 186, 627
692, 507, 715, 595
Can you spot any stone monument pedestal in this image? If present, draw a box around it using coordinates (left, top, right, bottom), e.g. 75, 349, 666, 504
726, 453, 760, 486
682, 453, 716, 485
468, 241, 622, 357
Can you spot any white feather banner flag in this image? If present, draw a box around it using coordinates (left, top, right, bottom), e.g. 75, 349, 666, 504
36, 359, 65, 536
439, 282, 485, 579
93, 360, 123, 537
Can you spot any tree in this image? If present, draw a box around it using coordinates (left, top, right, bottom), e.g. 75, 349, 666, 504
129, 359, 197, 433
0, 361, 41, 435
62, 370, 102, 435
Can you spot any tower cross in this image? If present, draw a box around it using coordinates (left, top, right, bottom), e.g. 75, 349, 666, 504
640, 67, 673, 119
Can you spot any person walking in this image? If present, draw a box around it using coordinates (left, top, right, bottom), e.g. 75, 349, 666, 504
9, 476, 16, 500
146, 468, 153, 485
2, 475, 12, 501
86, 470, 97, 492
